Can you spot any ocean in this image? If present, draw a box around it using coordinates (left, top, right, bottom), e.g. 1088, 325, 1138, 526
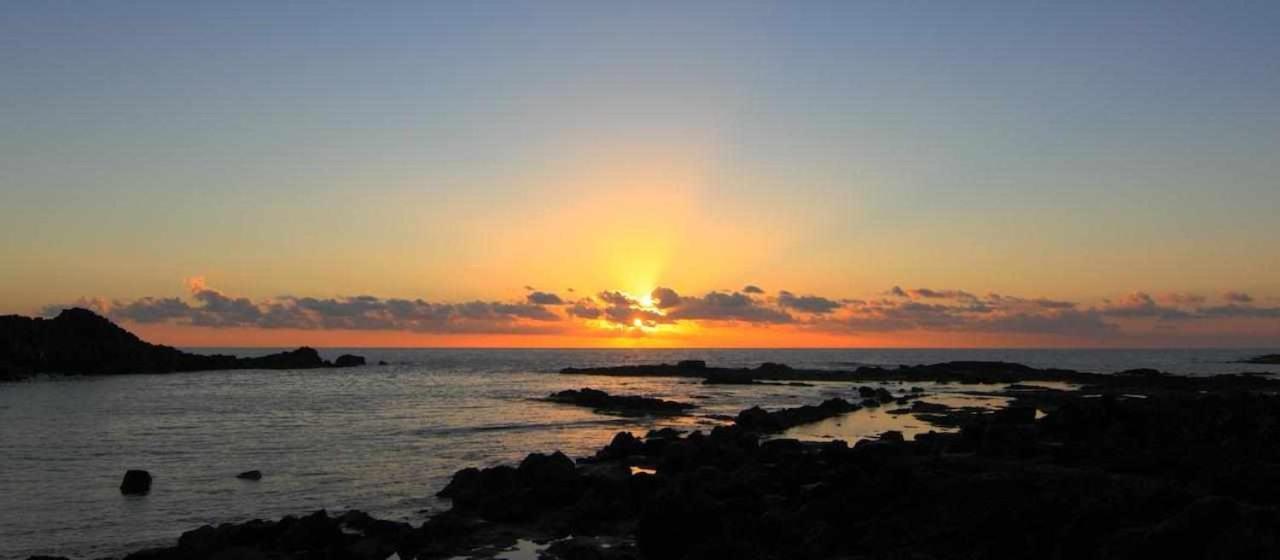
0, 348, 1274, 559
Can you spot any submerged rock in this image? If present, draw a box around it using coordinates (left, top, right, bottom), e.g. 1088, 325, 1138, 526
236, 470, 263, 480
120, 470, 152, 495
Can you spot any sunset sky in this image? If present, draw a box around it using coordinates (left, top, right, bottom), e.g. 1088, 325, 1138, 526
2, 2, 1278, 347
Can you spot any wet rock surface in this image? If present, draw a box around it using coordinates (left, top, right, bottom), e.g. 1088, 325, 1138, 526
34, 360, 1280, 559
0, 309, 365, 380
546, 388, 696, 416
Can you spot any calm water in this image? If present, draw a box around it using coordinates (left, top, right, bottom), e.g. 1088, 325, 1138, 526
0, 348, 1274, 559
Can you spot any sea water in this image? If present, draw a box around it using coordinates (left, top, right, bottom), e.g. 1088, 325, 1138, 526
0, 348, 1273, 559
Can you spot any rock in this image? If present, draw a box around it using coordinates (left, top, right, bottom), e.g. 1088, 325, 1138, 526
378, 360, 389, 366
120, 470, 152, 495
1239, 352, 1280, 365
734, 398, 859, 433
333, 354, 366, 368
237, 470, 263, 480
547, 388, 696, 415
993, 406, 1037, 425
880, 430, 905, 442
676, 360, 707, 369
857, 386, 877, 398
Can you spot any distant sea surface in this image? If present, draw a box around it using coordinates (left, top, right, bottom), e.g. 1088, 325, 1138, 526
1, 348, 1274, 559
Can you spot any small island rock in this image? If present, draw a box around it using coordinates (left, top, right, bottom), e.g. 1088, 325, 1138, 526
120, 470, 152, 495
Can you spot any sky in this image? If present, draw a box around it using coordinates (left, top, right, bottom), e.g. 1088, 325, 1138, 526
2, 1, 1278, 347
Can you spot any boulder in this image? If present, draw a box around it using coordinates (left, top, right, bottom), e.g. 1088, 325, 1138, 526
121, 470, 152, 495
237, 470, 263, 480
334, 354, 366, 368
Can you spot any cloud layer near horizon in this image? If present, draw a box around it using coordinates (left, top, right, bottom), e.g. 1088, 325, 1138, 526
41, 280, 1280, 340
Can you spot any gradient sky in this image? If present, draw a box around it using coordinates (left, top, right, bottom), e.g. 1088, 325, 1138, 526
2, 2, 1279, 347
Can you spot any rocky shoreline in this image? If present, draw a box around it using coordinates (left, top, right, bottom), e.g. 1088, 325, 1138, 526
1, 309, 366, 381
26, 359, 1280, 560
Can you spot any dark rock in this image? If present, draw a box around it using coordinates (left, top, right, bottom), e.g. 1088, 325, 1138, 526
377, 360, 389, 366
734, 398, 859, 433
676, 360, 707, 369
701, 372, 758, 385
120, 469, 152, 495
333, 354, 366, 368
1241, 354, 1280, 365
547, 388, 695, 415
879, 430, 905, 442
237, 470, 263, 480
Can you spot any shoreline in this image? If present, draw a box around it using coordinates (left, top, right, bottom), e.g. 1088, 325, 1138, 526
26, 359, 1280, 560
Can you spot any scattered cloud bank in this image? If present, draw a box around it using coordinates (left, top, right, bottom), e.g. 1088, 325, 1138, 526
41, 280, 1279, 339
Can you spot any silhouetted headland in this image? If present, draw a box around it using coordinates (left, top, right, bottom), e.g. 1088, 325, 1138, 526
1240, 353, 1280, 364
0, 308, 365, 381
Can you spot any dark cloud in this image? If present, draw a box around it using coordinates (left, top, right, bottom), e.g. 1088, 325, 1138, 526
50, 284, 564, 334
777, 291, 842, 314
908, 288, 978, 302
650, 287, 681, 309
1223, 291, 1254, 303
1198, 304, 1280, 319
832, 296, 1117, 336
664, 290, 793, 324
567, 298, 602, 320
742, 285, 765, 294
1099, 292, 1194, 320
526, 291, 565, 305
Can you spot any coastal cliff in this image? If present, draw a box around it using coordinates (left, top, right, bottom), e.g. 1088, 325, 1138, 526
0, 308, 363, 381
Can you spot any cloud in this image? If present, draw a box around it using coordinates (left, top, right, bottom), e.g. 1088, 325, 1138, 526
567, 298, 602, 320
742, 285, 764, 294
776, 291, 842, 314
650, 287, 682, 309
40, 280, 1279, 341
1099, 292, 1194, 320
1223, 291, 1254, 303
526, 291, 565, 305
662, 289, 793, 324
830, 295, 1118, 336
44, 282, 564, 334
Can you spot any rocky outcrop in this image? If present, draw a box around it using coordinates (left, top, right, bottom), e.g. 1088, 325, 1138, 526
546, 388, 696, 416
0, 309, 365, 380
236, 470, 263, 481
